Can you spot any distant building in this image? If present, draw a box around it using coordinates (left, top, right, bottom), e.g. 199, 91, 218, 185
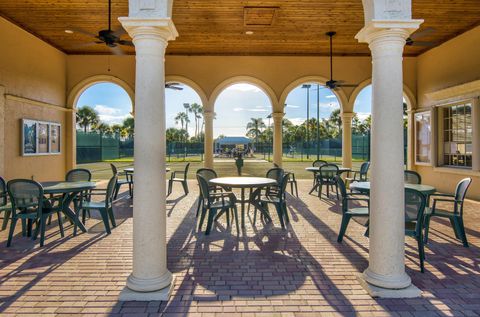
214, 136, 252, 155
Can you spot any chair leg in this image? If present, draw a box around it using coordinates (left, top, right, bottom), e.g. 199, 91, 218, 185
424, 215, 432, 244
198, 206, 207, 231
282, 202, 289, 224
108, 207, 116, 228
57, 212, 64, 237
6, 217, 18, 247
455, 217, 469, 247
247, 188, 252, 212
39, 216, 47, 247
449, 217, 460, 239
195, 197, 202, 218
167, 180, 173, 197
275, 204, 285, 229
318, 183, 323, 198
47, 214, 52, 225
294, 181, 299, 197
99, 209, 111, 235
337, 215, 351, 243
335, 184, 339, 200
417, 235, 425, 273
1, 209, 11, 230
205, 208, 217, 235
233, 205, 239, 234
21, 218, 27, 236
114, 184, 120, 200
181, 180, 189, 196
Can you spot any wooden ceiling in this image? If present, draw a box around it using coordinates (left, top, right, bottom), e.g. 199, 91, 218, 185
1, 0, 479, 56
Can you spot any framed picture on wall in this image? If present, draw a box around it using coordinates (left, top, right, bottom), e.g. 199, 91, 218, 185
49, 123, 61, 154
38, 122, 49, 154
21, 119, 62, 156
415, 111, 432, 165
22, 119, 37, 155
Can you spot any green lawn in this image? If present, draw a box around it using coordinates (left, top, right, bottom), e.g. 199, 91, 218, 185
79, 159, 364, 181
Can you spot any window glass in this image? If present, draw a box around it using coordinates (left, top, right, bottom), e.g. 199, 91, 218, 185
441, 102, 472, 168
415, 111, 431, 164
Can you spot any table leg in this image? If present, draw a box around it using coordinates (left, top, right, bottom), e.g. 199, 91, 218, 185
62, 192, 87, 234
241, 188, 245, 228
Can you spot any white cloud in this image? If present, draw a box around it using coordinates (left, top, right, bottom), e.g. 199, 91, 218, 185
94, 104, 130, 125
325, 95, 336, 99
285, 104, 300, 108
289, 118, 306, 126
226, 83, 262, 93
95, 104, 120, 116
233, 107, 269, 112
356, 112, 371, 120
318, 102, 339, 111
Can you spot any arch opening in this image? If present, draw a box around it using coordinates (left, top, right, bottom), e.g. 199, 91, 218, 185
282, 82, 342, 162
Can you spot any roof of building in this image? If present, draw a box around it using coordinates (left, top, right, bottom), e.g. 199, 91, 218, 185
215, 136, 252, 145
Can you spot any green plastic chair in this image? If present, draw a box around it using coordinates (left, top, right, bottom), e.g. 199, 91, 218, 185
0, 176, 12, 231
6, 179, 64, 247
335, 176, 370, 243
110, 164, 133, 199
345, 161, 370, 189
310, 164, 340, 199
404, 188, 427, 272
424, 177, 472, 247
168, 163, 190, 196
312, 160, 328, 187
274, 163, 298, 197
404, 170, 422, 184
251, 174, 290, 229
195, 168, 223, 218
196, 175, 238, 235
80, 175, 118, 235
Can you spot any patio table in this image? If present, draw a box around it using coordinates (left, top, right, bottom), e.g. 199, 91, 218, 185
349, 181, 436, 196
306, 166, 351, 193
209, 177, 277, 228
42, 181, 96, 234
124, 167, 171, 173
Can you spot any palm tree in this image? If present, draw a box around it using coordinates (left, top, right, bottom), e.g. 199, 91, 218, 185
95, 122, 111, 135
76, 106, 99, 133
174, 112, 189, 132
190, 103, 202, 138
183, 103, 191, 139
123, 117, 135, 139
246, 118, 266, 147
329, 108, 342, 138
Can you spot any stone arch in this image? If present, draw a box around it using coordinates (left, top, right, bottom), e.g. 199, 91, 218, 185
208, 76, 278, 112
165, 75, 209, 109
279, 76, 348, 113
67, 74, 135, 111
347, 78, 416, 112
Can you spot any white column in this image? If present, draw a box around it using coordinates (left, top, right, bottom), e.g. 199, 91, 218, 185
119, 17, 178, 296
203, 110, 214, 169
272, 112, 284, 167
341, 112, 354, 169
356, 21, 422, 294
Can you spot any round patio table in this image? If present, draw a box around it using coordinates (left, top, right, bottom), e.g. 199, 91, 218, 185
209, 177, 277, 228
42, 181, 97, 234
349, 181, 436, 196
306, 166, 351, 194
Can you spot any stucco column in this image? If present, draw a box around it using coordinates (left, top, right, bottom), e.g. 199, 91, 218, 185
272, 112, 284, 167
119, 17, 178, 296
356, 20, 422, 294
65, 110, 76, 171
203, 110, 214, 169
341, 112, 354, 168
406, 109, 415, 170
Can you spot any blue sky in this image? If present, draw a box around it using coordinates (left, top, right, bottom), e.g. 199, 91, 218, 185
77, 82, 373, 137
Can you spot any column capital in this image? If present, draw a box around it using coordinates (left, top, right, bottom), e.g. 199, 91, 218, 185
118, 17, 178, 42
271, 112, 285, 121
355, 20, 423, 45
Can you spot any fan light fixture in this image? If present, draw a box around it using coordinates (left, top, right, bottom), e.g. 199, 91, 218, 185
245, 31, 254, 35
64, 29, 74, 34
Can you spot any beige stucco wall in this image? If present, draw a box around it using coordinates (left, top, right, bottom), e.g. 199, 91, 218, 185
416, 26, 480, 199
0, 17, 68, 181
67, 54, 417, 113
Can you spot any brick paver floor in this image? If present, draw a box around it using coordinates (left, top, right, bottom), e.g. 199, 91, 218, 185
0, 180, 479, 316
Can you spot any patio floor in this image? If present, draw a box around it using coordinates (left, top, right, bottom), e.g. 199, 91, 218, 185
0, 180, 479, 316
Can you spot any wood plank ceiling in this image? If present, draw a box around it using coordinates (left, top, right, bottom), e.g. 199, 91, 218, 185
0, 0, 479, 56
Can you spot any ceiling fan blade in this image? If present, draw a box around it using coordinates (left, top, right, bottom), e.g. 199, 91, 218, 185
409, 27, 436, 40
110, 45, 125, 55
410, 41, 439, 47
118, 40, 134, 46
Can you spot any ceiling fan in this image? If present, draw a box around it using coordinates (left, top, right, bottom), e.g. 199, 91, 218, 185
165, 83, 183, 90
406, 27, 438, 46
324, 31, 358, 90
66, 0, 132, 54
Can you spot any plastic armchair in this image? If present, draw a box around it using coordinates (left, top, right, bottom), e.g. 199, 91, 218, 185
168, 163, 190, 196
0, 176, 12, 231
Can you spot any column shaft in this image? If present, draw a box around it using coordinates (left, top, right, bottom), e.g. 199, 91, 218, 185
272, 112, 284, 167
341, 112, 354, 168
204, 111, 214, 169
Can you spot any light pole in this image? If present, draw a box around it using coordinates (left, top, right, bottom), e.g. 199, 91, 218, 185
183, 103, 190, 159
302, 84, 311, 159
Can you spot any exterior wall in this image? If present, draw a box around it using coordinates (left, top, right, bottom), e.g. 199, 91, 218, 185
416, 26, 480, 199
0, 17, 68, 181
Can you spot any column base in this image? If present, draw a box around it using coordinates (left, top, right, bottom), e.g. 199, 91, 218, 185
357, 273, 421, 298
119, 274, 175, 301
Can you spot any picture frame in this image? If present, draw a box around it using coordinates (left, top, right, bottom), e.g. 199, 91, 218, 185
21, 119, 61, 156
414, 111, 432, 165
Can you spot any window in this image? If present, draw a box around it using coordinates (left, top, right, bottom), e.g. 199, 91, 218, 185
441, 101, 472, 168
415, 111, 431, 164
